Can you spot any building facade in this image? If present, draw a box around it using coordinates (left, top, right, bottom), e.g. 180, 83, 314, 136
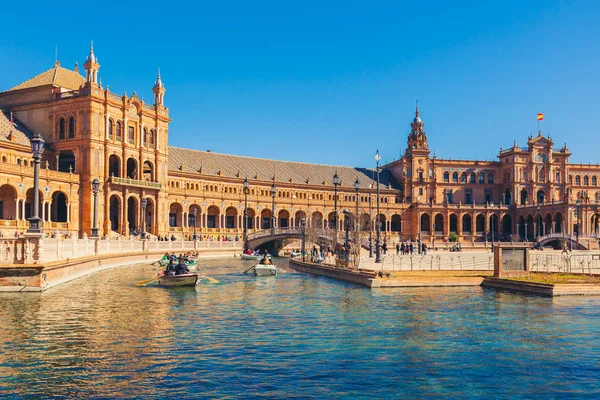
1, 46, 599, 247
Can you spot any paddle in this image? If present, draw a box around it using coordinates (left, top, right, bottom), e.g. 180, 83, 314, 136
243, 264, 256, 274
199, 275, 219, 283
135, 276, 158, 286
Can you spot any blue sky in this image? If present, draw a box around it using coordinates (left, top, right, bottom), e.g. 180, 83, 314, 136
1, 0, 599, 167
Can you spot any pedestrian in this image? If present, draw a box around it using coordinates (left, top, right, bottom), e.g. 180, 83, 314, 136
382, 242, 387, 254
396, 243, 400, 255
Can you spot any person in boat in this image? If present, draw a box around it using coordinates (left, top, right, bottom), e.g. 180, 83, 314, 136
175, 258, 190, 275
260, 255, 272, 265
161, 253, 169, 262
166, 258, 177, 276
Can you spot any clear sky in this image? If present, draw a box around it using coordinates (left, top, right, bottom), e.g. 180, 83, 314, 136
1, 0, 599, 168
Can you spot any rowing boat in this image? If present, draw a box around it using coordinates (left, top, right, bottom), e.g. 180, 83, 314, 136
157, 272, 199, 287
251, 264, 279, 276
240, 254, 263, 261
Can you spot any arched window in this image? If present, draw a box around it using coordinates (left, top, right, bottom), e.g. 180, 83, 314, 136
128, 126, 135, 145
68, 116, 75, 138
452, 172, 458, 183
116, 121, 122, 141
478, 173, 484, 184
58, 117, 66, 140
576, 176, 581, 185
443, 171, 449, 182
470, 172, 476, 183
593, 176, 597, 186
487, 172, 494, 184
460, 172, 467, 183
108, 119, 114, 139
149, 129, 155, 148
584, 176, 589, 186
143, 128, 148, 147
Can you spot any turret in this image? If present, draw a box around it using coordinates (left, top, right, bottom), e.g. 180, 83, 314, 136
153, 69, 165, 106
407, 103, 428, 151
83, 41, 100, 84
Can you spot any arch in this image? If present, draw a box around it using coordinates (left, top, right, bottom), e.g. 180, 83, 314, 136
149, 129, 155, 148
109, 195, 120, 232
51, 191, 68, 223
207, 205, 220, 228
278, 209, 290, 228
68, 116, 75, 138
460, 172, 467, 183
109, 154, 120, 177
584, 176, 589, 186
58, 117, 66, 140
470, 172, 476, 183
261, 208, 272, 229
462, 214, 472, 233
0, 184, 17, 220
475, 214, 485, 233
225, 206, 238, 228
489, 214, 499, 236
376, 214, 387, 232
142, 160, 154, 181
520, 189, 528, 205
536, 190, 545, 204
391, 214, 401, 232
126, 158, 138, 179
478, 172, 484, 184
518, 216, 525, 239
487, 172, 494, 184
58, 150, 76, 173
188, 204, 201, 228
554, 212, 563, 234
294, 210, 307, 227
434, 213, 444, 233
143, 127, 148, 147
116, 121, 122, 141
169, 202, 184, 227
127, 196, 138, 233
143, 197, 155, 234
452, 172, 458, 183
576, 175, 581, 185
593, 176, 598, 186
360, 213, 371, 231
443, 171, 449, 182
420, 213, 431, 233
311, 211, 323, 229
545, 213, 553, 235
449, 213, 458, 233
502, 215, 512, 235
504, 188, 512, 205
108, 119, 114, 139
327, 212, 337, 230
246, 208, 256, 229
526, 215, 534, 241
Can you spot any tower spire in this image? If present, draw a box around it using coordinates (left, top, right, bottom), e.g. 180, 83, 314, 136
83, 41, 100, 84
153, 68, 166, 105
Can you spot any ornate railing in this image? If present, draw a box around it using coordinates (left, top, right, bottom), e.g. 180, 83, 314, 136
110, 176, 162, 189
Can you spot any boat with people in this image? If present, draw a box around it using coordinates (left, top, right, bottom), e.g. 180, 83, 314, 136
240, 253, 263, 261
157, 271, 200, 287
251, 264, 280, 276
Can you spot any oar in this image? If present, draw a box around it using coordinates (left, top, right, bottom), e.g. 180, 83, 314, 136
198, 275, 219, 283
135, 276, 159, 286
243, 264, 256, 274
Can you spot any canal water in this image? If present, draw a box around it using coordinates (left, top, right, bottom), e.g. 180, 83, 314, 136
1, 258, 599, 399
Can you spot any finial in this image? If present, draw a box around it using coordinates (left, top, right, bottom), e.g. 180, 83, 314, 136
415, 100, 419, 117
90, 40, 94, 52
74, 61, 78, 73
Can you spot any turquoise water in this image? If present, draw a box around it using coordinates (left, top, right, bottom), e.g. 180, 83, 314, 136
1, 258, 599, 399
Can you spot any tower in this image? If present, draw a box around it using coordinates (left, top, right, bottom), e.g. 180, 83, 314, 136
407, 103, 428, 151
153, 69, 165, 106
83, 42, 100, 84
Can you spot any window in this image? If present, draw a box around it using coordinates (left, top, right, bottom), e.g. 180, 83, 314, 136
452, 172, 458, 183
58, 117, 65, 140
478, 173, 484, 184
465, 189, 472, 204
149, 130, 155, 148
522, 170, 527, 181
445, 189, 453, 204
418, 171, 423, 182
584, 176, 589, 186
460, 172, 467, 183
68, 116, 75, 138
470, 172, 476, 183
116, 121, 122, 141
443, 171, 449, 182
484, 189, 491, 204
169, 213, 176, 227
108, 119, 114, 139
487, 172, 493, 184
576, 176, 581, 185
128, 126, 135, 145
555, 172, 560, 183
418, 188, 423, 195
593, 176, 597, 186
143, 128, 148, 147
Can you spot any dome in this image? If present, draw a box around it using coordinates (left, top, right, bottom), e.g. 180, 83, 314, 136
154, 70, 164, 89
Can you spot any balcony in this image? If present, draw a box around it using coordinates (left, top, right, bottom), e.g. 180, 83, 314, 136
110, 176, 162, 189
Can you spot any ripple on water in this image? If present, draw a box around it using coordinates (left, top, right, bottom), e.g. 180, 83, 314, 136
0, 258, 600, 398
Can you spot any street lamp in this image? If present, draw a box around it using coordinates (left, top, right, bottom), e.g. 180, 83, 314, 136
537, 204, 541, 239
375, 149, 382, 263
343, 209, 350, 269
490, 202, 494, 253
575, 199, 582, 251
354, 177, 360, 234
417, 196, 421, 254
91, 178, 100, 238
300, 217, 306, 262
243, 176, 249, 250
27, 133, 45, 234
271, 182, 276, 234
192, 208, 198, 240
140, 198, 147, 239
368, 183, 373, 258
333, 171, 340, 233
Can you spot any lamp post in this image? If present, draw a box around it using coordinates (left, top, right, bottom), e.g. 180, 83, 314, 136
354, 177, 360, 234
375, 149, 382, 263
333, 171, 340, 234
490, 202, 494, 253
27, 133, 45, 234
575, 199, 582, 251
417, 196, 421, 254
141, 198, 147, 239
91, 178, 100, 238
368, 183, 373, 258
343, 209, 350, 269
243, 176, 249, 250
271, 183, 276, 235
300, 217, 306, 262
192, 208, 198, 240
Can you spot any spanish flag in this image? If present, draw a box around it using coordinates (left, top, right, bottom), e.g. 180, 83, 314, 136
537, 113, 544, 121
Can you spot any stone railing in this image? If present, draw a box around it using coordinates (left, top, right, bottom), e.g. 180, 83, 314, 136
110, 176, 162, 189
0, 236, 242, 266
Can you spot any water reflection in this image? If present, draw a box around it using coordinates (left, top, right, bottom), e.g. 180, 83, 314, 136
0, 258, 599, 398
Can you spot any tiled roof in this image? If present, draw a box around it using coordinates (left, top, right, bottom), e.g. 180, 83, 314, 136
6, 63, 86, 92
0, 110, 34, 147
168, 147, 401, 191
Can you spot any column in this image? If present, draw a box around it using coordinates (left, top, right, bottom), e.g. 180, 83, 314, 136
471, 213, 476, 238
181, 212, 185, 228
21, 199, 26, 221
66, 203, 70, 223
47, 201, 53, 222
41, 201, 46, 222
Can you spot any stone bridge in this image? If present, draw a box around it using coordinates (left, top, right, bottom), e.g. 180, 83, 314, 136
246, 227, 342, 250
535, 232, 600, 250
